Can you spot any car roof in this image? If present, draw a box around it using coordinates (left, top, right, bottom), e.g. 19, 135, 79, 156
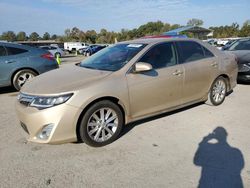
238, 38, 250, 42
0, 42, 48, 53
118, 37, 201, 45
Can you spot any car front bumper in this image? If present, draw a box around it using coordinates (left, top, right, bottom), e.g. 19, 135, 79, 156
15, 100, 80, 144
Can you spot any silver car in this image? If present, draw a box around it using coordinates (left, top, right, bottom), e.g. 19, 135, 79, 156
40, 46, 65, 58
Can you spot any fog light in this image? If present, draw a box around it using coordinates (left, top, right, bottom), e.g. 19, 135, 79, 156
37, 124, 54, 140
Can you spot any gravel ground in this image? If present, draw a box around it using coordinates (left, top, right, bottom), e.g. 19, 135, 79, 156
0, 57, 249, 187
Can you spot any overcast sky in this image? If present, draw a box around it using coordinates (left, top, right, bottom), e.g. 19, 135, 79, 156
0, 0, 249, 35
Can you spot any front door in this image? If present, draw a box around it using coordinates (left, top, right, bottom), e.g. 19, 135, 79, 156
126, 42, 184, 119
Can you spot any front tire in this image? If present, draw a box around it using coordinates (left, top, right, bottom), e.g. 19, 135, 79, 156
207, 76, 227, 106
12, 69, 37, 90
78, 100, 124, 147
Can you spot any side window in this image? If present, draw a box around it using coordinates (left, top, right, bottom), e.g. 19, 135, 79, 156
235, 40, 250, 50
51, 47, 57, 50
0, 46, 7, 57
176, 41, 205, 63
6, 47, 28, 56
202, 47, 214, 58
139, 42, 177, 69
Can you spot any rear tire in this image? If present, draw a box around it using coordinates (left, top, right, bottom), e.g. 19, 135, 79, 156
206, 76, 227, 106
12, 69, 37, 90
78, 100, 124, 147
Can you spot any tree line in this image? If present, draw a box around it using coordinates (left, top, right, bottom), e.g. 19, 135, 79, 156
1, 19, 250, 44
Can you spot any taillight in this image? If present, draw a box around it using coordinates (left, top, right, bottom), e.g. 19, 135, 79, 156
41, 53, 55, 61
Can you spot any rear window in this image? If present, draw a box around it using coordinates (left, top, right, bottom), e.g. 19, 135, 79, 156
6, 47, 28, 55
202, 47, 214, 58
0, 46, 7, 56
176, 41, 206, 63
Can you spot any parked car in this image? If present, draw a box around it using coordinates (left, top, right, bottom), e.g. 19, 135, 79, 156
79, 45, 106, 56
224, 38, 250, 82
16, 38, 237, 147
39, 45, 65, 57
64, 42, 89, 53
0, 42, 58, 90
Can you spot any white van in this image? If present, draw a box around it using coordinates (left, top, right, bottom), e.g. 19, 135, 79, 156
64, 42, 89, 52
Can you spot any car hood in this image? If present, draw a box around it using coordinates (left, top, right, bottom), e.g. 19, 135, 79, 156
21, 64, 112, 95
229, 50, 250, 64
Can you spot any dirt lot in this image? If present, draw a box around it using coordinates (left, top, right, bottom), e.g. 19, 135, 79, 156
0, 56, 250, 187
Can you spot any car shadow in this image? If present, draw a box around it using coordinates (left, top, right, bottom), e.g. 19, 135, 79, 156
194, 127, 244, 188
237, 81, 250, 85
0, 86, 17, 94
119, 102, 203, 139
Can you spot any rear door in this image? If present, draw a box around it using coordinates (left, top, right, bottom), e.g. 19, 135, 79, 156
126, 42, 184, 118
0, 45, 12, 86
176, 41, 218, 103
0, 45, 29, 86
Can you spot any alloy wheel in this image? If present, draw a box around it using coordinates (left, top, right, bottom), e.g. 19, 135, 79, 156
87, 108, 118, 142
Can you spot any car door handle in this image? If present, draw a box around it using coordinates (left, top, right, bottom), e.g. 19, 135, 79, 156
5, 60, 16, 64
172, 70, 183, 76
211, 62, 218, 67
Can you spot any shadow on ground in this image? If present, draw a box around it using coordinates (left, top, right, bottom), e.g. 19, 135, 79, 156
120, 102, 203, 138
0, 86, 16, 95
237, 81, 250, 85
194, 127, 244, 188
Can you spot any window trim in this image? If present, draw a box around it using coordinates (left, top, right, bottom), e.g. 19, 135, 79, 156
175, 40, 214, 64
128, 41, 179, 73
0, 45, 8, 57
5, 46, 28, 56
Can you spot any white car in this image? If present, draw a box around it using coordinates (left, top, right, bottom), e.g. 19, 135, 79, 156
39, 46, 65, 57
64, 42, 89, 53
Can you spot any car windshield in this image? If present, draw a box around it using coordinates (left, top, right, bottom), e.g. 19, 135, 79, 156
80, 43, 146, 71
228, 39, 250, 51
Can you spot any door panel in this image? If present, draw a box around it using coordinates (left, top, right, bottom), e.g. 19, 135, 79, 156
126, 64, 184, 118
0, 46, 12, 86
182, 57, 218, 103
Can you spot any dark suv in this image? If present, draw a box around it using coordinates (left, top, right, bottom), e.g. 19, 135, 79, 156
225, 38, 250, 82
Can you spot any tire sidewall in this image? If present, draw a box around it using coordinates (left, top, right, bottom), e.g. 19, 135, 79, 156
79, 100, 124, 147
12, 69, 37, 90
209, 77, 227, 106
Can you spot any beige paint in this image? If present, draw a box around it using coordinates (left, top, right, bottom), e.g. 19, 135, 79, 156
16, 38, 238, 144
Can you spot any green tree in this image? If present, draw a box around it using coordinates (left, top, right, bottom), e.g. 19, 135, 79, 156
16, 31, 26, 41
1, 31, 16, 42
70, 27, 80, 41
29, 32, 40, 41
239, 20, 250, 37
43, 32, 50, 40
85, 30, 97, 43
187, 18, 204, 26
51, 34, 57, 40
137, 21, 164, 37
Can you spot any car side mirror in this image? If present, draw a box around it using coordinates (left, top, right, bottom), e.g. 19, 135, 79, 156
134, 62, 152, 73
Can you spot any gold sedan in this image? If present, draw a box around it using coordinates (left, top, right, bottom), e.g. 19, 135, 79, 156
16, 38, 238, 147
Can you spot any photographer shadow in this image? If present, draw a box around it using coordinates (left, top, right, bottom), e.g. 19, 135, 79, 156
194, 127, 244, 188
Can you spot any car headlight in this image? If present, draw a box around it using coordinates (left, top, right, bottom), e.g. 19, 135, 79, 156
18, 93, 73, 109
